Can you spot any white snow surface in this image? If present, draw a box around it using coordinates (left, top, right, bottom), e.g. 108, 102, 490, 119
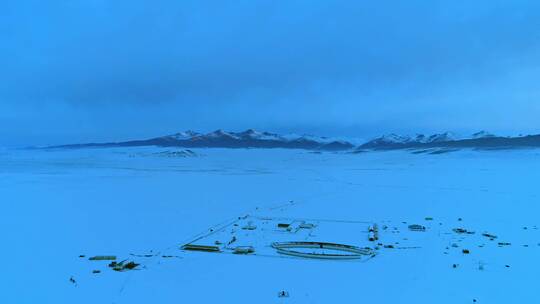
3, 147, 540, 303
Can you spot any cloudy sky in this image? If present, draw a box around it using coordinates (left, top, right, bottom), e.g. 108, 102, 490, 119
2, 0, 540, 146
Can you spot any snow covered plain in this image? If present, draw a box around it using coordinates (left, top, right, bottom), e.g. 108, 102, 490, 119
2, 147, 540, 303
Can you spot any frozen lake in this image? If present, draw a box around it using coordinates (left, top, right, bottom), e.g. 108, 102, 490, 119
2, 147, 540, 303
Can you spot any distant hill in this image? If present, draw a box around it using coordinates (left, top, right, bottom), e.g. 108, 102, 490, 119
48, 129, 540, 152
358, 131, 540, 151
50, 129, 355, 151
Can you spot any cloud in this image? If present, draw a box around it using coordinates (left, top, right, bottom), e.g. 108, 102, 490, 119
1, 0, 540, 144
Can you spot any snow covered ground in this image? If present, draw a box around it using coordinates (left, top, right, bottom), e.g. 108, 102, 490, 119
2, 147, 540, 303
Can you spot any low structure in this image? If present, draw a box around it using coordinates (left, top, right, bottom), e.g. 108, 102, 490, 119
181, 244, 221, 252
271, 241, 373, 260
233, 246, 255, 254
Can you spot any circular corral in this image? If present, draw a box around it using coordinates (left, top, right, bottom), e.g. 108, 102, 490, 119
271, 241, 373, 260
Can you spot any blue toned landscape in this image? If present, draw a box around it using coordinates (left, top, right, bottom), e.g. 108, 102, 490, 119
2, 1, 540, 303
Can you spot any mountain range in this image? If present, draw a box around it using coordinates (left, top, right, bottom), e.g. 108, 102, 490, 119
51, 129, 355, 151
357, 131, 540, 151
49, 129, 540, 152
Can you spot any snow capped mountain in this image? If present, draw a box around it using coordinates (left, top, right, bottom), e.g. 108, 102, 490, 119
425, 132, 458, 143
359, 131, 540, 151
362, 131, 486, 148
472, 130, 496, 139
49, 129, 540, 152
375, 133, 414, 144
360, 132, 459, 149
52, 129, 355, 151
162, 129, 354, 149
235, 129, 285, 141
168, 130, 201, 140
202, 129, 239, 139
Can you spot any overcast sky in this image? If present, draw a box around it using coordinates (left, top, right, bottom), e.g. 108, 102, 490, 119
2, 0, 540, 146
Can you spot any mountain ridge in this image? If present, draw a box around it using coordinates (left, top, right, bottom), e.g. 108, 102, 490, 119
359, 131, 540, 151
47, 129, 540, 152
50, 129, 355, 151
